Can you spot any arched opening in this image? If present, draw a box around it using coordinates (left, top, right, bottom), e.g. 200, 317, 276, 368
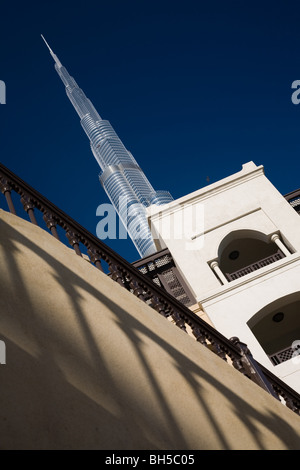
247, 293, 300, 365
217, 230, 286, 281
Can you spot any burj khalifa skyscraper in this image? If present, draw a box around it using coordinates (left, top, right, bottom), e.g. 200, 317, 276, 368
42, 35, 173, 258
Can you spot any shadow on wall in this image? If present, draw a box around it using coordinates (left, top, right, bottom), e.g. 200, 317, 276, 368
0, 214, 299, 450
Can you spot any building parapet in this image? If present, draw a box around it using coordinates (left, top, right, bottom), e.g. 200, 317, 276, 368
0, 161, 299, 415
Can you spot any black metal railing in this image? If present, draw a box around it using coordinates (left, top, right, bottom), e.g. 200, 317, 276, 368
285, 189, 300, 215
0, 162, 299, 414
226, 251, 284, 281
270, 343, 300, 366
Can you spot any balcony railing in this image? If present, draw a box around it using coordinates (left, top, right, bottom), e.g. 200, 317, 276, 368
285, 188, 300, 215
270, 344, 300, 366
226, 251, 285, 281
0, 162, 299, 415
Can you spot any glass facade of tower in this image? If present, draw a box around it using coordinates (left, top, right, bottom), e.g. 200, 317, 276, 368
44, 40, 172, 257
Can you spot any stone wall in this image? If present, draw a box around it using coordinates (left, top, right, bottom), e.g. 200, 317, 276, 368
0, 210, 299, 450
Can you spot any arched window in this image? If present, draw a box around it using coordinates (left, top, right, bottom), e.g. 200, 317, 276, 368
217, 230, 288, 282
247, 293, 300, 365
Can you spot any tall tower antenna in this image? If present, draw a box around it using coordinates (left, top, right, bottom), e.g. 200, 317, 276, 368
41, 34, 62, 67
42, 36, 173, 258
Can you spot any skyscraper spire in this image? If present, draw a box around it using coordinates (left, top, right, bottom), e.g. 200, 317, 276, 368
41, 35, 62, 68
42, 36, 173, 258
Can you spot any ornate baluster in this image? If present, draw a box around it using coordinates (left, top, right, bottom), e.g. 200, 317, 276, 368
170, 310, 187, 332
66, 230, 82, 257
138, 285, 152, 302
20, 195, 38, 225
231, 356, 246, 375
109, 263, 124, 286
122, 273, 133, 291
283, 395, 299, 414
43, 212, 60, 240
230, 337, 279, 399
271, 385, 300, 415
0, 177, 16, 215
192, 327, 208, 347
129, 279, 146, 301
211, 341, 227, 361
87, 247, 104, 272
151, 296, 168, 318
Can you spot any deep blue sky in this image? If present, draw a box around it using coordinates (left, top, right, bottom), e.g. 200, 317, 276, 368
1, 0, 300, 262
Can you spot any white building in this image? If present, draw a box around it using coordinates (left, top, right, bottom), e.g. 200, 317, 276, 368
148, 161, 300, 393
